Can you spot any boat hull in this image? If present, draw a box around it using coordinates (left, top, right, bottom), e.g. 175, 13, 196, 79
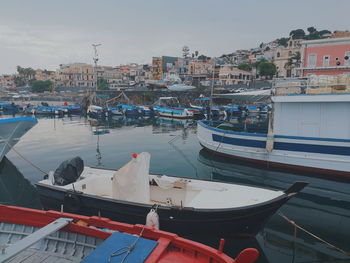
197, 121, 350, 178
0, 117, 37, 161
36, 182, 292, 238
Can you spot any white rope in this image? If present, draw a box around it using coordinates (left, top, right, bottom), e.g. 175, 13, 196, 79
1, 137, 48, 175
279, 213, 350, 257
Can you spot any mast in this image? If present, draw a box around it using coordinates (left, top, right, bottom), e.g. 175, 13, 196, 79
92, 44, 101, 92
209, 61, 215, 119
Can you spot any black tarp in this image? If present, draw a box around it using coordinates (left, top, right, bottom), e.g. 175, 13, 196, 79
53, 157, 84, 186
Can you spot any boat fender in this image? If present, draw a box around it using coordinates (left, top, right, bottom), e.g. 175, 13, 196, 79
63, 193, 80, 212
146, 209, 159, 230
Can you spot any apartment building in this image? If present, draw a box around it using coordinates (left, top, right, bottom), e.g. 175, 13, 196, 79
300, 37, 350, 76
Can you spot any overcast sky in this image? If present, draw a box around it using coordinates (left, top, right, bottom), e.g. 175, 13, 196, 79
0, 0, 349, 74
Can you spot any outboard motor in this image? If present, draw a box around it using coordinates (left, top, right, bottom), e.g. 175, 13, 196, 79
53, 157, 84, 186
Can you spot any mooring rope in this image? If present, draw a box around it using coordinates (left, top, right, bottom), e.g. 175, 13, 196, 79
2, 137, 49, 175
279, 212, 350, 257
108, 219, 147, 263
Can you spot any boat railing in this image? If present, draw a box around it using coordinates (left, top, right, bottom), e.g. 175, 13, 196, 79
272, 75, 350, 96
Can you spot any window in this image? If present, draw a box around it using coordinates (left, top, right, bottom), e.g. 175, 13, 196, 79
323, 56, 330, 67
288, 51, 292, 56
277, 52, 280, 58
308, 54, 317, 68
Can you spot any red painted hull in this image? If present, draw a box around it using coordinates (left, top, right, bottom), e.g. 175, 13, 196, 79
0, 205, 259, 263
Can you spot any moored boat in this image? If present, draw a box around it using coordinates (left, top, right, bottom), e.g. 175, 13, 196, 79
199, 76, 350, 178
36, 152, 307, 238
0, 204, 259, 263
0, 116, 37, 162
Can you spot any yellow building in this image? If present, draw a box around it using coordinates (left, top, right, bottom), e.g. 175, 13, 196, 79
219, 65, 252, 85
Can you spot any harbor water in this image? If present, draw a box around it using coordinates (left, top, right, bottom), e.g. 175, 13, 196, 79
1, 114, 350, 263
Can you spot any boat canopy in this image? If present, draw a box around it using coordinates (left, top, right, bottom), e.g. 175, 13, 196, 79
214, 89, 271, 102
112, 152, 150, 203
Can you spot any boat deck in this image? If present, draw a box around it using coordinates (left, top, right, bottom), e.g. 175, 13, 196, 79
0, 222, 103, 263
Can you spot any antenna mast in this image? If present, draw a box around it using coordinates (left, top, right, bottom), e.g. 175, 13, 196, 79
92, 44, 101, 92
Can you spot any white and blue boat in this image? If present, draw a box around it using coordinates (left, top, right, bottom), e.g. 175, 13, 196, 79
0, 117, 37, 161
198, 77, 350, 178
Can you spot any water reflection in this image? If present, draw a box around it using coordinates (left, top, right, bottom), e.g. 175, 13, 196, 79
1, 114, 350, 262
0, 156, 41, 209
197, 149, 350, 262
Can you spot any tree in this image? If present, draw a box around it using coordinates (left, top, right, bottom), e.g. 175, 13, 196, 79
198, 55, 210, 61
13, 76, 25, 87
16, 66, 36, 85
238, 63, 252, 71
278, 37, 290, 47
182, 46, 190, 58
258, 62, 277, 79
307, 26, 317, 34
97, 77, 109, 90
289, 29, 305, 39
264, 46, 270, 51
31, 80, 52, 93
195, 50, 199, 57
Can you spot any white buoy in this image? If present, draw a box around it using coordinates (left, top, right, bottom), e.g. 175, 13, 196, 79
146, 209, 159, 230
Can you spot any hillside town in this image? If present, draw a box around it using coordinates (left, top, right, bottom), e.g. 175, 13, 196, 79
1, 28, 350, 95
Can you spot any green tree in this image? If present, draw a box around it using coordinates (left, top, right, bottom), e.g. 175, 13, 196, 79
97, 77, 109, 90
17, 66, 36, 85
307, 26, 317, 34
238, 63, 252, 71
198, 55, 210, 61
289, 29, 305, 39
258, 62, 277, 79
195, 50, 199, 57
31, 80, 52, 93
278, 37, 290, 47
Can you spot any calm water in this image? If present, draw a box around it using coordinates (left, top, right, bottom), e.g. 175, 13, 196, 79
1, 114, 350, 263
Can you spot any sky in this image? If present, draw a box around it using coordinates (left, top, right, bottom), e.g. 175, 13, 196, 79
0, 0, 349, 74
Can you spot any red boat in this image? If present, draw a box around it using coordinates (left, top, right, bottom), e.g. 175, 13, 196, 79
0, 205, 259, 263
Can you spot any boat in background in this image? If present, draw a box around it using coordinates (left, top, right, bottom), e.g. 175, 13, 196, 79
0, 205, 259, 263
153, 97, 196, 119
36, 152, 307, 238
87, 105, 110, 118
167, 83, 196, 91
0, 116, 37, 161
198, 76, 350, 178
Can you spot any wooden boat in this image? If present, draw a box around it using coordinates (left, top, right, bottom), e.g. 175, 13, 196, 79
0, 204, 259, 263
36, 152, 307, 238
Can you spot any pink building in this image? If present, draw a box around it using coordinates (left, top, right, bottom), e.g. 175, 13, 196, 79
301, 37, 350, 76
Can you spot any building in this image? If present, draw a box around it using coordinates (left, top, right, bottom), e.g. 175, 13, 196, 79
151, 56, 178, 80
35, 69, 57, 82
219, 65, 252, 85
332, 31, 350, 38
57, 63, 95, 88
300, 37, 350, 76
272, 39, 302, 78
0, 75, 14, 88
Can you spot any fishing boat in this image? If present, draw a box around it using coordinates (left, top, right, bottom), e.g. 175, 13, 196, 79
0, 205, 260, 263
118, 104, 144, 116
198, 75, 350, 178
87, 105, 110, 118
153, 97, 195, 119
0, 116, 37, 162
0, 102, 19, 112
107, 106, 123, 116
36, 152, 307, 238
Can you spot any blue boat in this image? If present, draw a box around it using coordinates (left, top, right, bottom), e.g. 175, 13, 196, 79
118, 104, 143, 116
0, 117, 37, 161
0, 102, 19, 113
107, 106, 123, 116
